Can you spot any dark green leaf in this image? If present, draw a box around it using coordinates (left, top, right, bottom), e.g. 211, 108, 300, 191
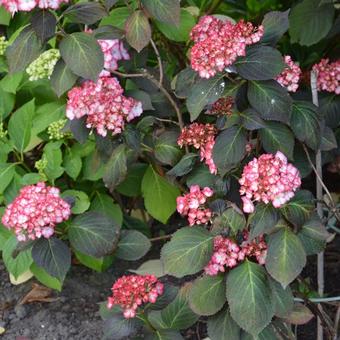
226, 261, 274, 335
142, 0, 180, 26
129, 259, 165, 278
31, 10, 56, 42
61, 190, 90, 214
125, 10, 151, 52
6, 26, 42, 73
63, 2, 108, 24
59, 32, 104, 81
68, 212, 120, 257
213, 125, 247, 172
259, 121, 295, 159
174, 68, 199, 98
155, 131, 182, 166
189, 274, 226, 316
116, 230, 151, 260
320, 126, 337, 151
266, 225, 306, 287
31, 262, 62, 291
93, 25, 124, 40
167, 153, 197, 177
50, 59, 78, 97
32, 237, 71, 281
261, 10, 290, 45
319, 93, 340, 128
248, 80, 292, 123
207, 307, 241, 340
235, 46, 284, 80
240, 109, 266, 130
161, 227, 213, 278
289, 0, 334, 46
187, 74, 225, 121
290, 101, 321, 150
220, 207, 246, 233
141, 166, 180, 224
269, 278, 294, 318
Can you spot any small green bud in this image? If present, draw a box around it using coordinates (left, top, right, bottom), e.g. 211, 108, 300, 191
0, 122, 8, 139
26, 49, 60, 81
47, 119, 71, 140
0, 36, 8, 56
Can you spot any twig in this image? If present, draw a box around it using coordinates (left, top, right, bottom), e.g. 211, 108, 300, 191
311, 70, 325, 340
294, 297, 340, 303
150, 38, 163, 86
149, 235, 171, 242
333, 305, 340, 340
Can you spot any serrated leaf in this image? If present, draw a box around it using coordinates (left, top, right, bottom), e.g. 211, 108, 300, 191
290, 101, 321, 150
50, 59, 78, 97
207, 307, 241, 340
289, 0, 334, 46
63, 2, 108, 24
240, 109, 266, 130
167, 153, 197, 177
319, 93, 340, 128
261, 10, 290, 45
161, 227, 213, 278
259, 121, 295, 159
141, 166, 180, 224
281, 190, 314, 226
189, 274, 226, 316
235, 46, 284, 80
59, 32, 104, 81
142, 0, 180, 26
186, 74, 225, 121
220, 207, 246, 233
125, 10, 151, 52
68, 212, 120, 257
155, 131, 182, 166
31, 10, 56, 42
30, 262, 62, 291
283, 303, 314, 325
213, 125, 247, 172
174, 68, 199, 98
248, 80, 292, 123
269, 277, 294, 318
0, 163, 16, 194
61, 190, 90, 214
320, 126, 337, 151
266, 225, 306, 287
226, 261, 274, 335
6, 26, 42, 73
116, 230, 151, 261
129, 259, 165, 278
32, 237, 70, 281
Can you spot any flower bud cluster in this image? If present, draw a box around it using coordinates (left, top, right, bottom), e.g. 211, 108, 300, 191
1, 182, 71, 242
207, 97, 234, 116
47, 119, 70, 140
312, 58, 340, 94
276, 55, 301, 92
66, 75, 143, 137
0, 36, 8, 55
176, 185, 213, 226
190, 16, 264, 78
98, 39, 130, 71
0, 122, 8, 139
1, 0, 68, 15
204, 233, 267, 275
107, 275, 164, 319
178, 123, 217, 174
239, 151, 301, 213
26, 49, 60, 81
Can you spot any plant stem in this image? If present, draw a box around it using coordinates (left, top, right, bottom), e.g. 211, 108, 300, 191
311, 70, 324, 340
150, 38, 163, 86
149, 234, 171, 242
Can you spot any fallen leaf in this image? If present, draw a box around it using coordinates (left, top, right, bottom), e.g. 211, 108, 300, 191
19, 283, 57, 305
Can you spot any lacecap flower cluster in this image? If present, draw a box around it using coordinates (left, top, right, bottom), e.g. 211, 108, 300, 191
190, 15, 264, 78
178, 123, 217, 174
207, 96, 234, 116
66, 75, 143, 137
1, 182, 71, 242
26, 49, 60, 81
239, 151, 301, 213
1, 0, 68, 15
176, 185, 213, 226
276, 55, 301, 92
312, 58, 340, 94
107, 275, 164, 319
204, 233, 267, 276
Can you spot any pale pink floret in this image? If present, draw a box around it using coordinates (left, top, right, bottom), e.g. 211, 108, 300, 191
276, 55, 302, 92
176, 185, 213, 226
66, 75, 143, 137
312, 59, 340, 94
178, 123, 217, 174
239, 151, 301, 212
1, 0, 68, 14
204, 233, 267, 275
1, 182, 71, 242
107, 275, 164, 319
190, 16, 264, 78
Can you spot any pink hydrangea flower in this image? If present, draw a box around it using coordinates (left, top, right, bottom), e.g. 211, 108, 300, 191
107, 275, 164, 319
204, 233, 267, 275
207, 96, 234, 116
190, 16, 264, 78
1, 0, 68, 14
66, 75, 143, 137
178, 123, 217, 174
97, 39, 130, 72
1, 182, 71, 242
176, 185, 213, 226
312, 58, 340, 94
239, 151, 301, 213
276, 55, 301, 92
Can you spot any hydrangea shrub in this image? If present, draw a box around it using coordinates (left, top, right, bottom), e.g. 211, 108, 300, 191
0, 0, 339, 338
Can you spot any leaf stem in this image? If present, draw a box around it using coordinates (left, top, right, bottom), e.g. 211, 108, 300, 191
150, 38, 163, 86
149, 234, 172, 242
